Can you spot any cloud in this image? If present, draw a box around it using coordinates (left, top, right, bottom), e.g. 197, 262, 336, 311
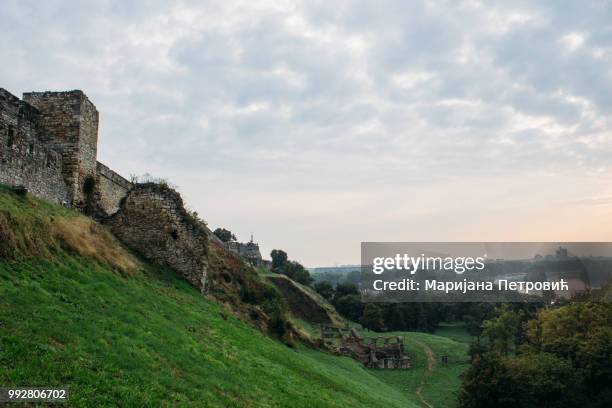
2, 0, 612, 265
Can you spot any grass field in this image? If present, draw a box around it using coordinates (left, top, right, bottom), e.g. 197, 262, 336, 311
0, 187, 421, 407
364, 331, 470, 408
434, 323, 475, 345
0, 187, 471, 407
0, 256, 428, 407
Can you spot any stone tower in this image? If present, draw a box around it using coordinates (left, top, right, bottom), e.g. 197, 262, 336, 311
23, 90, 99, 208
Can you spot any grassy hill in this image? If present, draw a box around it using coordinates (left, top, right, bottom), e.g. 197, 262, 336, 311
364, 331, 470, 408
0, 186, 422, 407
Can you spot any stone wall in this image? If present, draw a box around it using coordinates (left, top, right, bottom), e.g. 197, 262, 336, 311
23, 90, 99, 208
1, 88, 212, 290
96, 161, 132, 215
225, 240, 263, 266
106, 183, 209, 292
0, 88, 70, 203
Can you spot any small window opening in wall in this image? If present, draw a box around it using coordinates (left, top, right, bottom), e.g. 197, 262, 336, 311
28, 144, 34, 154
7, 126, 15, 146
170, 230, 179, 240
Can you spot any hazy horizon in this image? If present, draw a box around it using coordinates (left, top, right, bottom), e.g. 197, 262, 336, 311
3, 0, 612, 267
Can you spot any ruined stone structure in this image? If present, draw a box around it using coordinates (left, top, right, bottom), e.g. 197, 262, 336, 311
96, 161, 132, 215
224, 239, 264, 267
22, 90, 100, 209
106, 183, 209, 292
0, 89, 70, 203
336, 329, 410, 369
0, 88, 131, 213
0, 87, 210, 291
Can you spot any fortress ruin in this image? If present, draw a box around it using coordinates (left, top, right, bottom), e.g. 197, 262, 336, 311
0, 88, 208, 289
0, 88, 131, 214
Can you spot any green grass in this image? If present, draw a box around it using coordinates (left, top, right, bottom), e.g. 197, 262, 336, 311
0, 187, 473, 407
434, 322, 475, 345
364, 331, 470, 408
0, 187, 420, 407
0, 256, 425, 407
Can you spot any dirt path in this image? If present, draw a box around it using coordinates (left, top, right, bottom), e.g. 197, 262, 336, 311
414, 340, 436, 408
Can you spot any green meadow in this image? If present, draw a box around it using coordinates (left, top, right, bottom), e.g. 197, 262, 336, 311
0, 187, 470, 407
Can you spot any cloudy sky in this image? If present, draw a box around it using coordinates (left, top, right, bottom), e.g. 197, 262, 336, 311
2, 0, 612, 266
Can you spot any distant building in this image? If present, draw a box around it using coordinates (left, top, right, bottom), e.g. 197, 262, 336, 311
555, 246, 569, 259
224, 236, 265, 267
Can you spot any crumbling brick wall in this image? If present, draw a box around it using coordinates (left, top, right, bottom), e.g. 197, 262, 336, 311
105, 183, 209, 291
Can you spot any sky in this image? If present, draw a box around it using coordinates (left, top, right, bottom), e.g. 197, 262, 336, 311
2, 0, 612, 267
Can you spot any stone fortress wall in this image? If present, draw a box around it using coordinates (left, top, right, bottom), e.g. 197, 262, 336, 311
22, 90, 100, 209
0, 88, 130, 213
0, 87, 209, 291
225, 240, 264, 267
106, 183, 209, 292
96, 161, 132, 215
0, 89, 70, 204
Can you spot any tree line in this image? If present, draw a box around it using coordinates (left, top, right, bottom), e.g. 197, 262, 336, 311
460, 300, 612, 407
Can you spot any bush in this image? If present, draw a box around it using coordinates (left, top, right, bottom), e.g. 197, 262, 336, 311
268, 311, 288, 337
213, 228, 236, 243
333, 294, 364, 322
459, 352, 582, 408
361, 304, 384, 331
314, 281, 334, 301
276, 261, 313, 286
11, 186, 28, 198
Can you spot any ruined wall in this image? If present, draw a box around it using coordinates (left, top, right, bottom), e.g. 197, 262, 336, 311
225, 240, 263, 266
2, 87, 213, 292
96, 161, 132, 215
0, 88, 70, 203
106, 183, 209, 291
23, 90, 99, 208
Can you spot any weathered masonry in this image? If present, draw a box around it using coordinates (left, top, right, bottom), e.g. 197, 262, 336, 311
0, 88, 131, 214
0, 87, 210, 291
96, 161, 132, 215
106, 183, 209, 292
0, 89, 70, 203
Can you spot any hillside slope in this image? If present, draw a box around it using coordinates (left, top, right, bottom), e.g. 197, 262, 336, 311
267, 274, 344, 326
366, 331, 470, 408
0, 187, 418, 407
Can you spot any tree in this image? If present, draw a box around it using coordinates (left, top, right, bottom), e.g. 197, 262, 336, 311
383, 304, 407, 331
270, 249, 288, 270
213, 228, 236, 243
459, 352, 582, 408
314, 282, 334, 301
333, 294, 364, 322
361, 304, 385, 331
269, 250, 313, 286
334, 283, 359, 299
460, 302, 612, 408
463, 302, 496, 337
482, 305, 521, 355
526, 302, 612, 395
280, 261, 313, 286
